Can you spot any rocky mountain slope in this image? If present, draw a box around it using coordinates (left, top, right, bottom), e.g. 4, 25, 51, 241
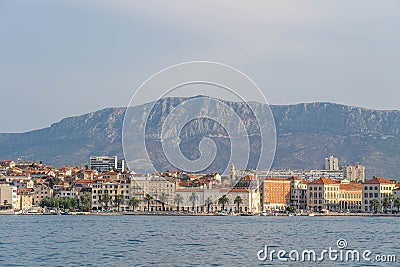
0, 98, 399, 179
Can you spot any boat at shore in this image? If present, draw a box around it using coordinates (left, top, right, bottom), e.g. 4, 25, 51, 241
0, 209, 22, 215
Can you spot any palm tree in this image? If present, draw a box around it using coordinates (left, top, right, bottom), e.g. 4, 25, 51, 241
218, 195, 229, 211
174, 194, 184, 211
114, 195, 124, 212
129, 197, 140, 211
79, 193, 91, 212
101, 193, 111, 211
382, 198, 391, 214
144, 194, 153, 211
370, 199, 381, 214
234, 196, 243, 214
389, 194, 395, 213
205, 197, 213, 213
159, 193, 168, 211
394, 197, 400, 214
189, 193, 199, 212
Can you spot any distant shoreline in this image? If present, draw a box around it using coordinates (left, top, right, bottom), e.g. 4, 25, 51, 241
2, 211, 399, 217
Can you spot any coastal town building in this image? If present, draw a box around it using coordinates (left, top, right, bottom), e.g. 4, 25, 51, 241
59, 187, 78, 198
345, 163, 365, 182
393, 188, 400, 198
261, 178, 291, 211
307, 178, 340, 212
222, 188, 260, 214
33, 183, 53, 206
1, 155, 399, 216
0, 184, 18, 208
91, 179, 131, 211
338, 183, 362, 211
260, 169, 345, 181
288, 177, 308, 210
89, 156, 118, 172
174, 186, 260, 214
0, 160, 15, 169
18, 188, 33, 210
362, 177, 397, 213
117, 159, 125, 172
325, 155, 339, 171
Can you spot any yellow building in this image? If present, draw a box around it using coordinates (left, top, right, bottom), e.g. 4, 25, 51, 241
362, 177, 396, 213
19, 188, 33, 210
307, 178, 340, 212
91, 179, 131, 211
339, 183, 362, 211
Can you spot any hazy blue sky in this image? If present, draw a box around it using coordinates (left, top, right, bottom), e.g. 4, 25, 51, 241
1, 1, 399, 132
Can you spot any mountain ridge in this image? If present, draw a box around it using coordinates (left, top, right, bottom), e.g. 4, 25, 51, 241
0, 98, 399, 180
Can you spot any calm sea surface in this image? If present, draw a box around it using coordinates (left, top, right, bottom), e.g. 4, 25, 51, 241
0, 215, 398, 266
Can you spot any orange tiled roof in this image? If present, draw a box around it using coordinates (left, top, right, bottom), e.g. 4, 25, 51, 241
309, 178, 339, 185
287, 176, 301, 181
20, 188, 33, 193
363, 177, 393, 184
339, 183, 362, 191
263, 177, 291, 182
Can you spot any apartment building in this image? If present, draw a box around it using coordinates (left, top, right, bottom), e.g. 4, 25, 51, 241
89, 156, 118, 172
91, 179, 131, 211
261, 178, 291, 211
307, 178, 340, 212
345, 163, 365, 182
33, 183, 53, 206
0, 184, 18, 208
362, 177, 396, 213
338, 183, 362, 211
325, 155, 339, 171
288, 177, 308, 210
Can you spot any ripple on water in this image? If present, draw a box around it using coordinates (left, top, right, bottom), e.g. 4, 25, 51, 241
1, 216, 399, 266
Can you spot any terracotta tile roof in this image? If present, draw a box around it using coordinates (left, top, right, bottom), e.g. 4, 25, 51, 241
287, 176, 301, 181
263, 177, 291, 182
339, 183, 362, 191
241, 175, 254, 180
20, 188, 33, 193
309, 178, 339, 185
363, 177, 393, 184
